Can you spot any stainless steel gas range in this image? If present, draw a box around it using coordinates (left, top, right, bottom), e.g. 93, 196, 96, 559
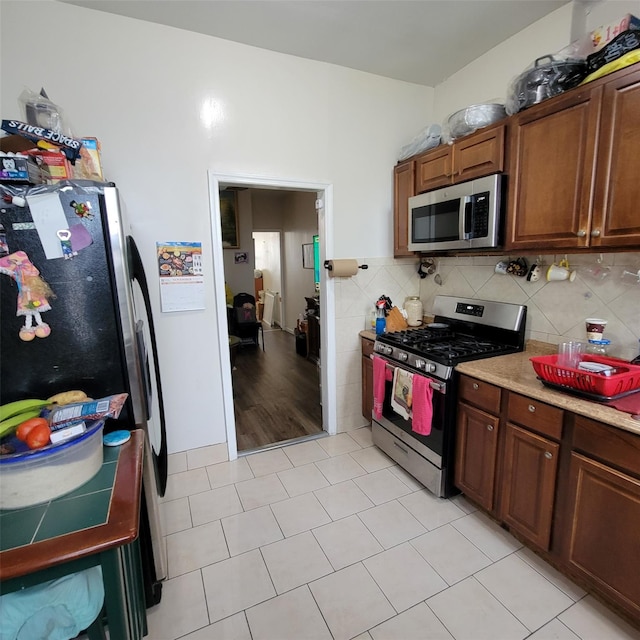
371, 295, 527, 498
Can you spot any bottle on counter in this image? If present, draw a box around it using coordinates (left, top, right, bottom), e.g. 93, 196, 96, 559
375, 301, 386, 335
404, 296, 423, 327
586, 339, 610, 357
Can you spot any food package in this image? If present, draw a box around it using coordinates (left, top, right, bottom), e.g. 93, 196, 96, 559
48, 393, 128, 431
72, 138, 104, 180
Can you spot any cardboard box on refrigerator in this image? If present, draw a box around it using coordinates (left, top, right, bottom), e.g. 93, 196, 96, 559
590, 14, 640, 52
72, 137, 104, 180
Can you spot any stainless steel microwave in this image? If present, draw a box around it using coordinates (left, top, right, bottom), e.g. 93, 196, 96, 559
408, 174, 503, 252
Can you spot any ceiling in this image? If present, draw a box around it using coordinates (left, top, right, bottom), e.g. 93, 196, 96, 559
58, 0, 572, 86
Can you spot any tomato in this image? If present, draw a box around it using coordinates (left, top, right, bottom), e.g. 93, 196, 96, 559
16, 417, 49, 442
25, 423, 51, 450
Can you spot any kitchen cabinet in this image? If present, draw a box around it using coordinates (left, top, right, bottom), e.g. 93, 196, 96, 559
506, 63, 640, 251
392, 123, 505, 257
456, 369, 640, 628
499, 394, 562, 550
455, 377, 502, 512
393, 160, 416, 257
561, 415, 640, 622
361, 335, 374, 422
415, 124, 505, 192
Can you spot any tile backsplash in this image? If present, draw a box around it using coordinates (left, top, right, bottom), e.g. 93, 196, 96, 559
333, 251, 640, 432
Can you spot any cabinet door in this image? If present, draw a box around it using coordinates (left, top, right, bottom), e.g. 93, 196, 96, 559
566, 453, 640, 619
415, 145, 453, 192
454, 124, 505, 183
591, 67, 640, 247
393, 161, 416, 257
455, 402, 500, 511
505, 86, 601, 251
361, 339, 374, 422
500, 423, 559, 550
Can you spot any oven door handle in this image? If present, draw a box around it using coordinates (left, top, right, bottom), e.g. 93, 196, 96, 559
373, 356, 446, 394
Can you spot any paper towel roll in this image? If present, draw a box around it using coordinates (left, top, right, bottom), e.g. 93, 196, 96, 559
326, 259, 359, 277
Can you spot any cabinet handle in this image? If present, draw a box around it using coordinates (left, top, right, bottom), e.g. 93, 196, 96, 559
487, 424, 494, 431
528, 404, 536, 413
544, 451, 553, 459
393, 441, 409, 455
473, 383, 479, 390
576, 230, 587, 237
591, 228, 601, 237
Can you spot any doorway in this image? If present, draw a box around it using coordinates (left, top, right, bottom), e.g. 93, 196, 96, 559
209, 173, 337, 462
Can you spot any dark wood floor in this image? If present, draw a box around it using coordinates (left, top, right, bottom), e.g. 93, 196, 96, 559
232, 327, 323, 452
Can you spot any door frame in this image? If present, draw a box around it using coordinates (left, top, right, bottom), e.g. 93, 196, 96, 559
208, 172, 336, 461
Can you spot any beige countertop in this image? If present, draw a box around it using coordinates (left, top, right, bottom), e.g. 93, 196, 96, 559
456, 340, 640, 436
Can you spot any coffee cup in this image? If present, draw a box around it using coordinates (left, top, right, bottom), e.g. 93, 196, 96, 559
558, 341, 584, 369
547, 263, 576, 282
585, 318, 607, 341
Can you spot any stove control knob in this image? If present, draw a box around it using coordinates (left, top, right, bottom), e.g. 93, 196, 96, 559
415, 359, 425, 370
398, 352, 408, 361
424, 362, 436, 373
383, 346, 393, 356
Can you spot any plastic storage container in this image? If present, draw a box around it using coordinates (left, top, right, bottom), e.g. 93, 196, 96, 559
0, 421, 104, 510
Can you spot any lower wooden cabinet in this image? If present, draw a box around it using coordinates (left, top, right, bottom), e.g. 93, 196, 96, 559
455, 374, 640, 628
500, 422, 559, 550
455, 402, 500, 511
565, 453, 640, 620
361, 336, 374, 422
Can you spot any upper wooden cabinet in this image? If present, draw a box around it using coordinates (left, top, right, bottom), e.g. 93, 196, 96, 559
506, 63, 640, 251
393, 160, 416, 257
393, 123, 506, 257
415, 124, 506, 193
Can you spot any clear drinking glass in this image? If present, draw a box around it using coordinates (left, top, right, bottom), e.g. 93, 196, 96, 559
558, 341, 584, 369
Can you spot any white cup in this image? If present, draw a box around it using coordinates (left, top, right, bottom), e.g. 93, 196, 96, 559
547, 263, 576, 282
585, 318, 607, 341
558, 341, 584, 369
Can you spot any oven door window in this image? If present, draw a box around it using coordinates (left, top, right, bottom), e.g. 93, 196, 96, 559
381, 375, 445, 457
411, 200, 461, 245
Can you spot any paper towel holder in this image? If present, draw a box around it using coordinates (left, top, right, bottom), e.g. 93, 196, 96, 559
324, 260, 368, 271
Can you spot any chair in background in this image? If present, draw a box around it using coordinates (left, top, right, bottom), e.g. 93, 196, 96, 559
231, 293, 264, 350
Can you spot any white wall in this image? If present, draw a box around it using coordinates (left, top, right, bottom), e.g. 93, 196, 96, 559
433, 0, 639, 122
0, 0, 431, 453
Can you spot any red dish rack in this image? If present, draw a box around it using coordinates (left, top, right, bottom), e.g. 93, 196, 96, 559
530, 354, 640, 398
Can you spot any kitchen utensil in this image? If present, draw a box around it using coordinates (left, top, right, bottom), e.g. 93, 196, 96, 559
547, 260, 576, 282
506, 55, 588, 114
446, 103, 506, 139
558, 341, 584, 369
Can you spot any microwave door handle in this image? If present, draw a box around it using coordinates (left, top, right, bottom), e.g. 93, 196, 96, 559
462, 196, 473, 240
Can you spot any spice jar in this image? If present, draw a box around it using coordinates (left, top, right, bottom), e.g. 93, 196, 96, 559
405, 296, 423, 327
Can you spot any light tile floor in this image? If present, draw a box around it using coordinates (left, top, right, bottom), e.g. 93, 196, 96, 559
145, 429, 640, 640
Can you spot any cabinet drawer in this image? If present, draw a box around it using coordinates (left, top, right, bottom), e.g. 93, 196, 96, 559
361, 337, 374, 358
573, 415, 640, 477
507, 393, 563, 441
458, 376, 501, 414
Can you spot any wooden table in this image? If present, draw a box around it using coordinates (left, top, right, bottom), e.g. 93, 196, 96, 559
0, 429, 147, 639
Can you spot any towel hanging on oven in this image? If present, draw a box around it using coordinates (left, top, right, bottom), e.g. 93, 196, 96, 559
391, 367, 413, 420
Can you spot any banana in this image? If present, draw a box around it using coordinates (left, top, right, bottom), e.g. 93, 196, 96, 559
47, 390, 88, 406
0, 398, 49, 423
0, 408, 44, 439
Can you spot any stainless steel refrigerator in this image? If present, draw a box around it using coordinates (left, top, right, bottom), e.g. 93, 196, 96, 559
0, 180, 168, 606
